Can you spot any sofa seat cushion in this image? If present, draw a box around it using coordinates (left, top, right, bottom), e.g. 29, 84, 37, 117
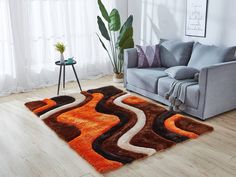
127, 68, 168, 93
188, 42, 236, 70
158, 77, 200, 109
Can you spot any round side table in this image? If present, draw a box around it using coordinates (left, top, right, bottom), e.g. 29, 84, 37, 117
55, 60, 82, 95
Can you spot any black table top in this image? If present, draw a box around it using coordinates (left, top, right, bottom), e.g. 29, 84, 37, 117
55, 60, 76, 66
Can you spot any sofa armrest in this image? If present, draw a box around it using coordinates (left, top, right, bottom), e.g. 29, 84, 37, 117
124, 48, 138, 87
124, 48, 138, 68
199, 61, 236, 119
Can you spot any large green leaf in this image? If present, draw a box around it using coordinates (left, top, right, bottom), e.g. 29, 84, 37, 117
97, 0, 110, 23
119, 36, 134, 55
120, 15, 133, 34
117, 15, 133, 48
97, 16, 110, 41
108, 9, 121, 31
117, 26, 133, 48
122, 37, 134, 49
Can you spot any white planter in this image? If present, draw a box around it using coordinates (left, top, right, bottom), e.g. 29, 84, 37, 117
60, 53, 65, 64
113, 73, 123, 83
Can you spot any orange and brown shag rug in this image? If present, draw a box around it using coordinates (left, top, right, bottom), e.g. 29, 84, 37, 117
25, 86, 213, 173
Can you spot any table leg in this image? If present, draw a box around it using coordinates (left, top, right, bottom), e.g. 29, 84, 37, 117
57, 65, 62, 95
63, 65, 65, 89
72, 65, 82, 92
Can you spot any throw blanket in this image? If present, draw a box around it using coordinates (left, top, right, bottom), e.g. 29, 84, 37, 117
164, 79, 198, 112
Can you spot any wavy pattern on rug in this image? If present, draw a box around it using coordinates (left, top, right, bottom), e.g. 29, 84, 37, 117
115, 94, 156, 156
153, 111, 189, 143
88, 87, 143, 163
42, 93, 92, 142
57, 92, 123, 172
25, 86, 214, 173
25, 96, 76, 116
88, 86, 147, 163
122, 96, 175, 151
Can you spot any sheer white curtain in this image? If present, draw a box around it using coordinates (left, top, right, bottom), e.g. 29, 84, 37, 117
0, 0, 113, 96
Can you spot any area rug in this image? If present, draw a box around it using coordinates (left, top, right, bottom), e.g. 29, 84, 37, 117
25, 86, 213, 173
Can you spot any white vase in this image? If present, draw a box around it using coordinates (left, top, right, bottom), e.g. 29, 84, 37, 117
113, 73, 124, 83
60, 53, 65, 64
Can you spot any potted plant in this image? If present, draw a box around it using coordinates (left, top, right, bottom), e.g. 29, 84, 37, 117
55, 42, 66, 64
97, 0, 134, 83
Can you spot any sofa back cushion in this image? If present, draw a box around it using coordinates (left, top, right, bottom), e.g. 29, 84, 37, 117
188, 42, 236, 70
159, 39, 194, 67
136, 45, 161, 68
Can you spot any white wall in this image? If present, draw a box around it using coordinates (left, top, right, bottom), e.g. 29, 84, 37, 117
128, 0, 236, 47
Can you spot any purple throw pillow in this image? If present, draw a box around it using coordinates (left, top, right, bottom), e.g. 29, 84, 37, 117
136, 45, 161, 68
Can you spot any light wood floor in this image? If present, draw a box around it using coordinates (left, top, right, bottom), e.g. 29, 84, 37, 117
0, 76, 236, 177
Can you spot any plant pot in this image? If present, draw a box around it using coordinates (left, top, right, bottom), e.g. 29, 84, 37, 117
113, 73, 123, 83
60, 53, 65, 64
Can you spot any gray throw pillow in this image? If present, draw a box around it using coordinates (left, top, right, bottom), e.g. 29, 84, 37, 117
159, 39, 194, 67
165, 66, 199, 80
188, 42, 236, 70
136, 45, 161, 68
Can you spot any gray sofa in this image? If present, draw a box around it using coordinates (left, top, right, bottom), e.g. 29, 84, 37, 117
124, 41, 236, 120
